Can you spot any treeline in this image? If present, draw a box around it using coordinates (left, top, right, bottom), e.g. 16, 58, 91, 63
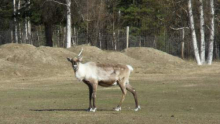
0, 0, 220, 64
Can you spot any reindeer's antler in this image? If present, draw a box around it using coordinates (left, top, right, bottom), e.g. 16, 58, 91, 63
78, 48, 83, 57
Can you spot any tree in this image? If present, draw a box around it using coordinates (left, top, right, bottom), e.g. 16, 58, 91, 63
66, 0, 71, 48
188, 0, 202, 65
207, 0, 215, 65
117, 0, 168, 36
199, 0, 205, 64
13, 0, 18, 43
41, 1, 57, 46
42, 0, 72, 48
187, 0, 216, 65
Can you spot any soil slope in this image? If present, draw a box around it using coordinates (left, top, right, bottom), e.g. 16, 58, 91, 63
0, 43, 207, 80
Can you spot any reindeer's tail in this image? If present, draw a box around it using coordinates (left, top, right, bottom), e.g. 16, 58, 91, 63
126, 65, 134, 72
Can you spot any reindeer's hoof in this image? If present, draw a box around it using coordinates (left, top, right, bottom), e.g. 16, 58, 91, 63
87, 108, 97, 112
134, 105, 141, 111
91, 108, 97, 112
87, 108, 92, 112
114, 107, 121, 111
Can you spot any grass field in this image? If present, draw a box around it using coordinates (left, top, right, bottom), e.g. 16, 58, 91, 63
1, 44, 220, 123
1, 73, 220, 124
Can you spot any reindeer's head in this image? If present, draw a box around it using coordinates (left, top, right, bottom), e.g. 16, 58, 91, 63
67, 48, 83, 72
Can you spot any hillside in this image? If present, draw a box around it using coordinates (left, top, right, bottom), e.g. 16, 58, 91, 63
0, 43, 199, 80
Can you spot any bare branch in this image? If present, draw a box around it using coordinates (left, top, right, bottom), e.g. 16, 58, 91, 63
206, 25, 211, 31
73, 0, 85, 21
46, 0, 67, 6
180, 6, 188, 17
170, 26, 189, 30
215, 17, 220, 23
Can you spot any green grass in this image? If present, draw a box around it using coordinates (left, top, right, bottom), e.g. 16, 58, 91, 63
0, 74, 220, 124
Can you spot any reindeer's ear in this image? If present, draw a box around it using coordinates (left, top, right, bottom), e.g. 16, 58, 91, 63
67, 57, 73, 62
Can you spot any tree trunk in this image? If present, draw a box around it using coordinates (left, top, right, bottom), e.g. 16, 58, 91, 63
18, 0, 21, 43
99, 32, 102, 49
66, 0, 72, 48
112, 7, 116, 50
199, 0, 205, 64
28, 18, 31, 44
214, 41, 219, 60
59, 25, 63, 47
139, 37, 141, 47
153, 36, 157, 48
66, 0, 71, 48
86, 0, 89, 44
24, 16, 28, 43
113, 32, 117, 50
181, 28, 185, 59
188, 0, 202, 65
27, 0, 31, 44
37, 26, 40, 46
13, 0, 18, 43
44, 22, 53, 47
207, 0, 215, 65
126, 26, 129, 49
11, 30, 14, 43
18, 23, 22, 43
63, 26, 66, 48
73, 26, 76, 46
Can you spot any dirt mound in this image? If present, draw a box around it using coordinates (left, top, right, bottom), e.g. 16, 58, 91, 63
0, 43, 193, 80
125, 47, 185, 65
0, 44, 74, 67
68, 45, 143, 66
124, 47, 192, 74
0, 44, 75, 79
0, 58, 31, 78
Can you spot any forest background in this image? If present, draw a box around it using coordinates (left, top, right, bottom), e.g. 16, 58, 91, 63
0, 0, 220, 64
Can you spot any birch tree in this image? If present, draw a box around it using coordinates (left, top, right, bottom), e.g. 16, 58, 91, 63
187, 0, 216, 65
188, 0, 202, 65
13, 0, 18, 43
18, 0, 21, 43
46, 0, 72, 48
207, 0, 215, 65
27, 0, 32, 44
199, 0, 205, 64
66, 0, 72, 48
18, 0, 31, 44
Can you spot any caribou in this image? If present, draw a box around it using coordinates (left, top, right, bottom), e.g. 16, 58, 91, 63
67, 48, 140, 112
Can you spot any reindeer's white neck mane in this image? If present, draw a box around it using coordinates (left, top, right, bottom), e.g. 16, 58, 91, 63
75, 62, 97, 81
75, 63, 85, 81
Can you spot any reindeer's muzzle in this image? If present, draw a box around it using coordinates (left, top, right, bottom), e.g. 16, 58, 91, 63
73, 65, 78, 71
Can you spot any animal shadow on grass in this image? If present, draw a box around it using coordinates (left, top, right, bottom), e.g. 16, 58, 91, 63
30, 108, 113, 112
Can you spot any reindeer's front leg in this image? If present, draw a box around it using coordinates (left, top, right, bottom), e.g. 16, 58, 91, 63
84, 80, 98, 112
83, 80, 93, 111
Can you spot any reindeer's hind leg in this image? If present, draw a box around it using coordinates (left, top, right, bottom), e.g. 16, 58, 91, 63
115, 80, 127, 111
91, 83, 98, 111
126, 84, 141, 111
